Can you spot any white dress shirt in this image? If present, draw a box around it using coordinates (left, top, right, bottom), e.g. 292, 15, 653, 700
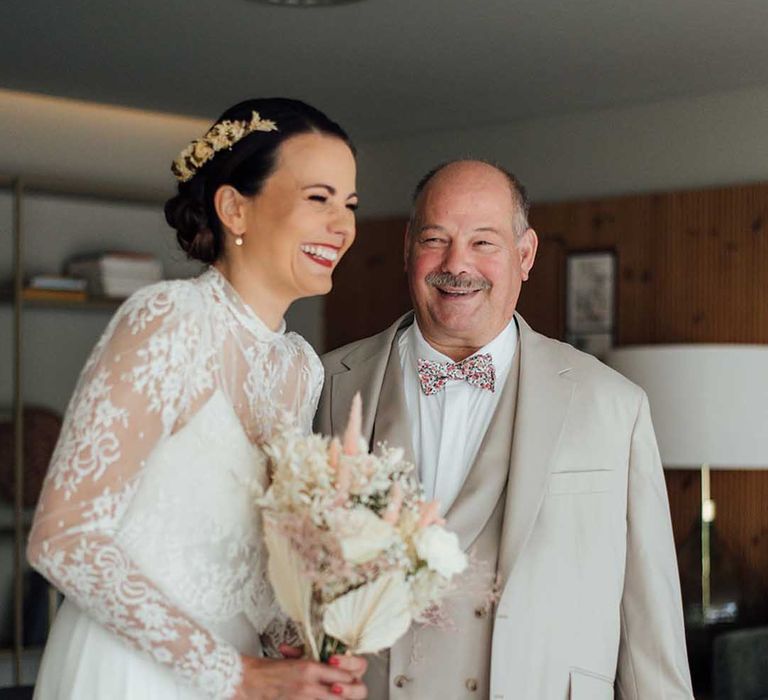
397, 318, 518, 514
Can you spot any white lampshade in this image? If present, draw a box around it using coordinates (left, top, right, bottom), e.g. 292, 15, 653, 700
606, 345, 768, 469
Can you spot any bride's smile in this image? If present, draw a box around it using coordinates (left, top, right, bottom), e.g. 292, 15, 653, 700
214, 130, 358, 330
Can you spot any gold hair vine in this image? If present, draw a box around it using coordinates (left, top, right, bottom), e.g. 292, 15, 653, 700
171, 111, 279, 182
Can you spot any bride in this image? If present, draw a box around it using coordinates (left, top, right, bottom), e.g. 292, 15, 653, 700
28, 98, 367, 699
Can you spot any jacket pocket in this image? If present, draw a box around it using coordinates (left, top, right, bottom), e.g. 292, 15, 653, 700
548, 469, 614, 495
569, 667, 614, 699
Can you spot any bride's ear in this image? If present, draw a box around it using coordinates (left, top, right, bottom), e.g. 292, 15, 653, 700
214, 185, 248, 237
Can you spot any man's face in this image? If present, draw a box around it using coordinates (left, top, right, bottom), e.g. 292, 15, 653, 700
405, 162, 537, 354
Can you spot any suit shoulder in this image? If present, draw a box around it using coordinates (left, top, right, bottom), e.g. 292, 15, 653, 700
320, 325, 393, 373
541, 334, 644, 403
321, 339, 360, 372
321, 314, 411, 373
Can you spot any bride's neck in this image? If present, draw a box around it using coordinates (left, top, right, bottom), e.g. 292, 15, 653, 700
213, 259, 289, 331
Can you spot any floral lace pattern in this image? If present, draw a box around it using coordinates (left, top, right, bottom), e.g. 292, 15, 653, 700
28, 267, 322, 699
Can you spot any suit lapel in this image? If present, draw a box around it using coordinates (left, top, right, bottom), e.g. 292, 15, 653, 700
328, 315, 415, 696
329, 313, 413, 447
371, 345, 417, 466
497, 314, 576, 588
442, 344, 520, 552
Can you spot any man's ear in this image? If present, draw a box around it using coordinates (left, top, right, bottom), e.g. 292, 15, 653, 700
213, 185, 248, 236
518, 228, 539, 282
403, 223, 412, 272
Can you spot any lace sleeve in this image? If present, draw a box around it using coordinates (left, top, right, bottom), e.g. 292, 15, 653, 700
27, 285, 243, 699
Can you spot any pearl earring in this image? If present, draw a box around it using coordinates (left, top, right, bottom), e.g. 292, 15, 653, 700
235, 235, 244, 247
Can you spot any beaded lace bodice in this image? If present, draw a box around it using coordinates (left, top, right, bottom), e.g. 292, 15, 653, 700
28, 267, 323, 698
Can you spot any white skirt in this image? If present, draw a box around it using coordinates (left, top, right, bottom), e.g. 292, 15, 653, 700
34, 599, 206, 699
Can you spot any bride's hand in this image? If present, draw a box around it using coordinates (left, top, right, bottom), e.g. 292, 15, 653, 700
279, 644, 368, 682
233, 650, 368, 700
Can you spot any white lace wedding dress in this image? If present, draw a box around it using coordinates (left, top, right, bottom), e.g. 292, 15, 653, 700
28, 267, 323, 699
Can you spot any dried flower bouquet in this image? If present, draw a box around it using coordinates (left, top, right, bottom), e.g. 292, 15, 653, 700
259, 394, 468, 661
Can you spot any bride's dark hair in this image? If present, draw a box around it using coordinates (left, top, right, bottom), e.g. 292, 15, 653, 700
164, 98, 355, 264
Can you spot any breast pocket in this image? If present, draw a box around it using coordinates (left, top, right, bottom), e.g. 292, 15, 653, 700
569, 668, 614, 699
548, 469, 614, 495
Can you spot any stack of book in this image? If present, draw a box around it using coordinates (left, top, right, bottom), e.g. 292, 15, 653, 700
66, 252, 164, 299
23, 275, 88, 302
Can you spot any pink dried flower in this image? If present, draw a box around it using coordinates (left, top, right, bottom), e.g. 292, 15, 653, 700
335, 460, 352, 498
276, 512, 361, 596
382, 483, 403, 525
417, 501, 445, 529
416, 602, 454, 630
328, 438, 341, 471
342, 393, 363, 456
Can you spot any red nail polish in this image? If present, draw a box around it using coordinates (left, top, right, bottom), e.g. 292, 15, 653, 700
331, 683, 343, 695
328, 656, 340, 667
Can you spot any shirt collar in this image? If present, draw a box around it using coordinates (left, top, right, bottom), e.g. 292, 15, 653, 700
408, 317, 518, 373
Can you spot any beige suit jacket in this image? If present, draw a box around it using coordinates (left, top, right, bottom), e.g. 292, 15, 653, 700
316, 312, 693, 699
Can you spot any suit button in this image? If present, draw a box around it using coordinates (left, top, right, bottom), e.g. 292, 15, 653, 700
394, 675, 409, 688
474, 605, 488, 618
466, 677, 478, 691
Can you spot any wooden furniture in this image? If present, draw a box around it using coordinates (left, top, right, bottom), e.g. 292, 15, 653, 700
529, 184, 768, 630
712, 625, 768, 699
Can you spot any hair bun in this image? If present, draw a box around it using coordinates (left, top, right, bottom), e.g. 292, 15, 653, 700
164, 192, 218, 264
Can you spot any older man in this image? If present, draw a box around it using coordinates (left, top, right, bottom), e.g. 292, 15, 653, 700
315, 160, 693, 699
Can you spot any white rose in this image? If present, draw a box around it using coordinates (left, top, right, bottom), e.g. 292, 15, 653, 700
413, 525, 468, 578
330, 507, 397, 564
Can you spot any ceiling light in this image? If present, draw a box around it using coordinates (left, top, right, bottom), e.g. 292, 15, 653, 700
254, 0, 367, 6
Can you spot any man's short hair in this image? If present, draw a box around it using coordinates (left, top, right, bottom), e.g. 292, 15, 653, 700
408, 159, 530, 237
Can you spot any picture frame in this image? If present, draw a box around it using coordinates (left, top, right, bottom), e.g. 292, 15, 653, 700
565, 249, 617, 358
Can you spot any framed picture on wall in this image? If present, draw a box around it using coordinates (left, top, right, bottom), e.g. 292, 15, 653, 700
565, 249, 617, 359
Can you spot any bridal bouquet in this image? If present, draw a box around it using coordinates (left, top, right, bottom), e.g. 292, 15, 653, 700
259, 394, 468, 661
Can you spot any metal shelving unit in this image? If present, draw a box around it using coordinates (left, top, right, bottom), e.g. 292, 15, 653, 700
0, 291, 123, 312
2, 175, 167, 685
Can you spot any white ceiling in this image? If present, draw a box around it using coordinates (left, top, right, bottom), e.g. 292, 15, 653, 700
3, 0, 768, 140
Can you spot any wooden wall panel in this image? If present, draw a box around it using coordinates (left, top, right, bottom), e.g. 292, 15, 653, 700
325, 217, 411, 351
531, 183, 768, 344
515, 236, 567, 339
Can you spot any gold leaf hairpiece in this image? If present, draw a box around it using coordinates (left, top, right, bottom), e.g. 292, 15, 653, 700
171, 111, 278, 183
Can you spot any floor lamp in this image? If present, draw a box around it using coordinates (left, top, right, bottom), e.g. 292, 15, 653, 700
606, 345, 768, 626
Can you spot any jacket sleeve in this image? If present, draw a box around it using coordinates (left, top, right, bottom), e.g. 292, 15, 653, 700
616, 391, 694, 699
27, 287, 242, 699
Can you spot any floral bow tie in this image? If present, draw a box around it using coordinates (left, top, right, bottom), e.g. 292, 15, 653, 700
417, 353, 496, 395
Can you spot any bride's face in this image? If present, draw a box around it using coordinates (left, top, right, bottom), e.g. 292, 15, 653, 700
238, 132, 357, 301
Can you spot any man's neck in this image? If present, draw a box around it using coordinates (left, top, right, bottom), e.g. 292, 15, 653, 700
415, 320, 514, 362
421, 337, 481, 363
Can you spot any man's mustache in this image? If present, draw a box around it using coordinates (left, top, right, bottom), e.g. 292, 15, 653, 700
425, 271, 492, 291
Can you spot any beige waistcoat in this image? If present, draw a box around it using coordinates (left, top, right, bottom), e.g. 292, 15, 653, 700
364, 336, 520, 699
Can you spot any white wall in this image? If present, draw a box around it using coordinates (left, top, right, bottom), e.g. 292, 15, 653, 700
0, 89, 204, 195
355, 84, 768, 217
5, 83, 768, 217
